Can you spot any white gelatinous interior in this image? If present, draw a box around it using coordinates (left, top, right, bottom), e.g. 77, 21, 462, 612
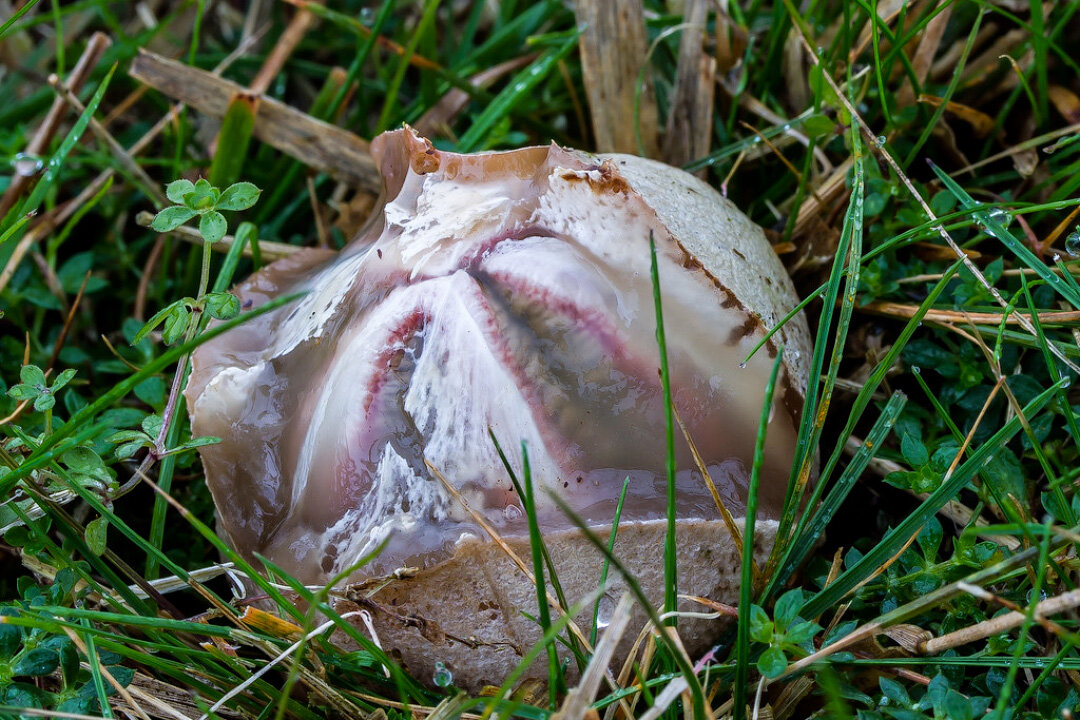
186, 129, 805, 583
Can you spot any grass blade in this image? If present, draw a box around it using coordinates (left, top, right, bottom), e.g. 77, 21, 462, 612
733, 350, 785, 720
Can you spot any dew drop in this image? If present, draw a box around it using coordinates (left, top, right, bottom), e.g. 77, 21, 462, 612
11, 152, 44, 177
594, 593, 615, 630
986, 207, 1013, 228
911, 365, 921, 374
738, 361, 747, 369
432, 661, 453, 687
359, 7, 374, 24
503, 504, 522, 521
1065, 230, 1080, 256
875, 135, 887, 146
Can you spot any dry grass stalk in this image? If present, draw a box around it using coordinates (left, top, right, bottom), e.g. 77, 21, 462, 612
59, 627, 154, 720
662, 0, 715, 171
128, 49, 380, 191
673, 406, 757, 583
922, 586, 1080, 655
551, 593, 634, 720
574, 0, 660, 156
134, 210, 300, 260
859, 300, 1080, 326
895, 2, 952, 107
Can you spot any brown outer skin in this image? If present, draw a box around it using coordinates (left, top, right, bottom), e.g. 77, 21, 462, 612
324, 147, 812, 692
337, 518, 776, 693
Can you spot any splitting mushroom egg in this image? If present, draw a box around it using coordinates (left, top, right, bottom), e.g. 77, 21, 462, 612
185, 127, 812, 689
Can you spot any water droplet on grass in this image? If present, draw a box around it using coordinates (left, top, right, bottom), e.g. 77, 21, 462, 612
595, 593, 615, 630
433, 661, 453, 687
1065, 230, 1080, 256
986, 207, 1012, 228
11, 153, 44, 176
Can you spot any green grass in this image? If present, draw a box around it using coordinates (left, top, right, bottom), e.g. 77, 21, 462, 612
2, 1, 1080, 719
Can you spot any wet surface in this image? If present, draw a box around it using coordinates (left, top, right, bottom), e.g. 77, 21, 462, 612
186, 128, 803, 582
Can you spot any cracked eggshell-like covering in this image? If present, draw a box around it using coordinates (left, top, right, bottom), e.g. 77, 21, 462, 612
185, 127, 812, 690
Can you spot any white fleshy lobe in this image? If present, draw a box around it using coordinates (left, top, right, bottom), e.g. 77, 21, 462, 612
186, 129, 811, 585
389, 174, 515, 278
272, 251, 367, 357
193, 363, 266, 421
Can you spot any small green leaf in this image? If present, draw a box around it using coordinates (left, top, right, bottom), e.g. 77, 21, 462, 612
784, 620, 821, 646
32, 393, 56, 412
54, 638, 79, 687
216, 181, 261, 211
7, 384, 38, 401
62, 446, 104, 473
133, 302, 179, 345
141, 414, 163, 437
204, 292, 240, 320
13, 647, 60, 677
162, 305, 191, 345
756, 646, 788, 678
749, 605, 773, 643
106, 430, 148, 444
199, 210, 227, 244
116, 442, 144, 460
802, 113, 836, 139
19, 365, 46, 387
900, 433, 928, 467
172, 435, 221, 452
165, 179, 195, 204
85, 516, 108, 556
0, 620, 22, 659
151, 205, 197, 232
774, 589, 803, 630
51, 368, 76, 392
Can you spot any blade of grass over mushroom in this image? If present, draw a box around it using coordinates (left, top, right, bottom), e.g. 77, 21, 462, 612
456, 32, 579, 152
480, 591, 599, 720
733, 350, 784, 720
520, 442, 566, 704
772, 259, 963, 592
930, 162, 1080, 310
769, 391, 907, 596
592, 476, 630, 647
649, 235, 679, 624
545, 492, 708, 720
488, 430, 586, 670
801, 378, 1066, 620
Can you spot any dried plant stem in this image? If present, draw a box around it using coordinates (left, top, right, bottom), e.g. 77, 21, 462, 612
921, 586, 1080, 654
860, 300, 1080, 325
